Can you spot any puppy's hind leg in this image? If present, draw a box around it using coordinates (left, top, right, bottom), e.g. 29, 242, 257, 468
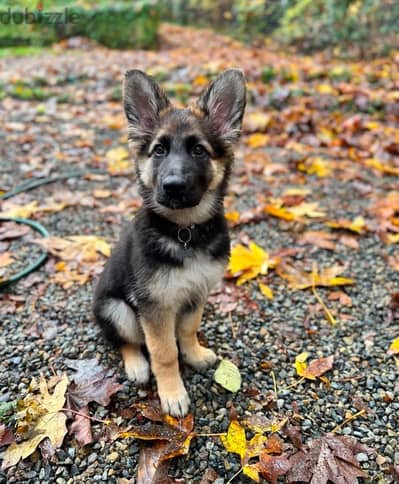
100, 298, 150, 384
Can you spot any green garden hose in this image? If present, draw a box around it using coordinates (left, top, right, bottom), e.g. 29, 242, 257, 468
0, 168, 108, 289
0, 216, 49, 289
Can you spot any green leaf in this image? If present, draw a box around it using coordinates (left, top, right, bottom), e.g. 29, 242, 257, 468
214, 360, 241, 392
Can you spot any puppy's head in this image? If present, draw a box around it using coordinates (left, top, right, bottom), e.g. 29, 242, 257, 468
123, 69, 246, 224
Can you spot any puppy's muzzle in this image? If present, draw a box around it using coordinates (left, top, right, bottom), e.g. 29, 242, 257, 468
158, 175, 200, 209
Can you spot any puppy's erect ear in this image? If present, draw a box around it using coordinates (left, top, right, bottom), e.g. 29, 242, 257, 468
123, 70, 170, 145
197, 69, 246, 145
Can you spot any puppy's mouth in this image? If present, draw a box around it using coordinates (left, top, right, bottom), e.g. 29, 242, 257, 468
156, 194, 201, 210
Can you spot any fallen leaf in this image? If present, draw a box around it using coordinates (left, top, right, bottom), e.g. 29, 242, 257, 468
259, 282, 273, 300
258, 452, 291, 483
36, 235, 110, 262
246, 133, 269, 148
0, 201, 66, 219
288, 202, 326, 218
244, 112, 271, 132
228, 242, 279, 285
326, 216, 367, 234
136, 442, 173, 484
2, 374, 68, 469
0, 222, 30, 240
0, 253, 14, 268
388, 337, 399, 355
0, 425, 15, 447
245, 415, 288, 434
264, 204, 296, 221
328, 290, 352, 306
220, 420, 246, 460
287, 434, 373, 483
69, 405, 92, 446
298, 231, 337, 250
122, 403, 195, 479
276, 262, 354, 290
106, 146, 130, 175
295, 353, 334, 380
66, 358, 123, 409
214, 360, 241, 392
298, 156, 333, 177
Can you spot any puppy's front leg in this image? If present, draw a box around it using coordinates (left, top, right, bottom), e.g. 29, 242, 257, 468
177, 305, 217, 370
141, 315, 190, 417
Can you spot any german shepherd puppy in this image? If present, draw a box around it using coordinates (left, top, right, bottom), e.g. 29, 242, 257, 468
93, 69, 246, 416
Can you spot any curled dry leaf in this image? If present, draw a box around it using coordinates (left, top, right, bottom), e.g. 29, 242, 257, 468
295, 352, 334, 380
121, 401, 195, 481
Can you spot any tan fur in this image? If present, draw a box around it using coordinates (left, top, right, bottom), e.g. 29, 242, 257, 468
177, 305, 217, 369
141, 315, 190, 416
121, 344, 149, 384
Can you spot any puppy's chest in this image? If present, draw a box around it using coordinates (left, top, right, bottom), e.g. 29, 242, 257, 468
149, 253, 226, 308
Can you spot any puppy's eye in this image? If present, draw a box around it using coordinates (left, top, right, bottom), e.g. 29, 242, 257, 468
192, 144, 206, 157
153, 144, 166, 156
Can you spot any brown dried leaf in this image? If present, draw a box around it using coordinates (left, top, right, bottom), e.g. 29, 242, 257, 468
0, 425, 15, 447
298, 231, 337, 250
69, 406, 93, 446
66, 359, 123, 409
258, 452, 291, 483
287, 434, 373, 483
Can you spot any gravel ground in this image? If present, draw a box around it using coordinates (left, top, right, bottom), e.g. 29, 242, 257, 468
1, 25, 399, 483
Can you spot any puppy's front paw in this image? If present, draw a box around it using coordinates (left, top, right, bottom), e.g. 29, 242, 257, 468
183, 346, 217, 371
159, 386, 190, 417
125, 356, 150, 385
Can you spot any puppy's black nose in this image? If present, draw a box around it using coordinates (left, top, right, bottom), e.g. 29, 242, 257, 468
162, 175, 186, 195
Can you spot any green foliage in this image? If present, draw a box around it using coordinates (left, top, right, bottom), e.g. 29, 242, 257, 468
0, 1, 159, 49
159, 0, 398, 56
276, 0, 399, 54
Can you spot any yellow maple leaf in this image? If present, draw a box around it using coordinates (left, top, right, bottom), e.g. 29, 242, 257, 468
264, 204, 295, 221
298, 157, 333, 177
295, 352, 310, 378
220, 420, 247, 460
385, 233, 399, 244
193, 75, 208, 86
316, 84, 336, 95
259, 283, 273, 300
225, 211, 240, 224
229, 242, 277, 285
388, 338, 399, 355
326, 216, 366, 234
106, 146, 130, 175
364, 158, 399, 176
246, 133, 269, 149
243, 464, 260, 482
2, 375, 68, 470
